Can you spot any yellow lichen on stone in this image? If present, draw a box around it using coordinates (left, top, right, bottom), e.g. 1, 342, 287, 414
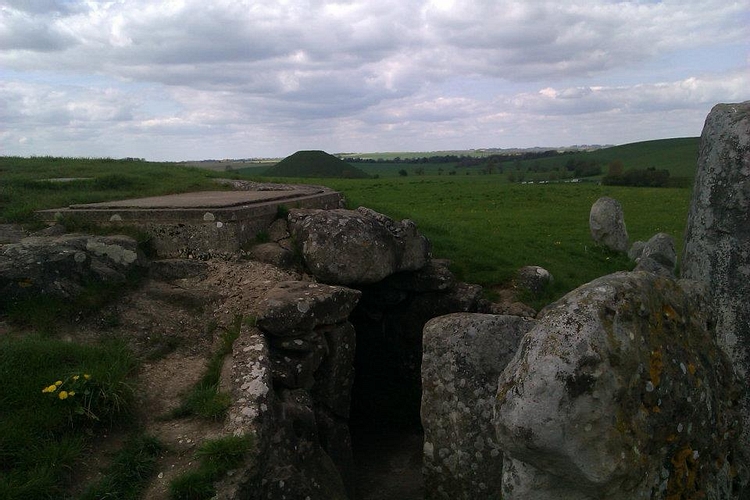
666, 444, 701, 500
649, 349, 664, 387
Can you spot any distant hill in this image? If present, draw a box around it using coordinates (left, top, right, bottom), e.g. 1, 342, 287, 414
265, 150, 370, 179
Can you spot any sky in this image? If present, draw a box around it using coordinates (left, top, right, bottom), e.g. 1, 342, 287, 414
0, 0, 748, 161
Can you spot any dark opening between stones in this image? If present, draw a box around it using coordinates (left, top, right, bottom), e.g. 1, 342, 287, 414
348, 287, 426, 500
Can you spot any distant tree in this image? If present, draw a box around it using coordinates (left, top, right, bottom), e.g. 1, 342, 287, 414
398, 169, 408, 177
608, 160, 625, 177
414, 167, 425, 176
438, 167, 444, 175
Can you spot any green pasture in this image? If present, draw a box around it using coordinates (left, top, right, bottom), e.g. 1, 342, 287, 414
0, 156, 223, 224
308, 175, 692, 301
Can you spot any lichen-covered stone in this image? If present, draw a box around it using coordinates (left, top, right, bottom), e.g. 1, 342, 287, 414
256, 281, 361, 335
516, 265, 553, 296
288, 207, 431, 285
634, 232, 676, 276
682, 101, 750, 461
589, 196, 629, 252
422, 313, 535, 499
494, 272, 745, 500
0, 234, 146, 306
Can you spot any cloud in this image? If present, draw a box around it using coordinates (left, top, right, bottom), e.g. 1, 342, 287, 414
0, 1, 748, 159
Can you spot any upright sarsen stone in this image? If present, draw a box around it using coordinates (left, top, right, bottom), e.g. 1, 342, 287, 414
682, 101, 750, 453
589, 196, 629, 252
421, 313, 534, 500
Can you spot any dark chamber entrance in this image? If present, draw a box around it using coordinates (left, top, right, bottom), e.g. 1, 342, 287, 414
348, 291, 425, 500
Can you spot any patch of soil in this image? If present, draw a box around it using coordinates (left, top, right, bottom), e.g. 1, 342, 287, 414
60, 258, 300, 499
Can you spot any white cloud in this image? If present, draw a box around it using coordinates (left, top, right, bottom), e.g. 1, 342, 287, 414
0, 0, 748, 159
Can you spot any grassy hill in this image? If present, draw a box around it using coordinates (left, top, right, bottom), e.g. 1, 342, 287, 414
328, 137, 700, 180
264, 150, 369, 179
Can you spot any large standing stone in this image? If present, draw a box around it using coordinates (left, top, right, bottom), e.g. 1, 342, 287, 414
589, 196, 629, 252
682, 101, 750, 457
288, 207, 431, 285
494, 272, 745, 500
422, 313, 535, 499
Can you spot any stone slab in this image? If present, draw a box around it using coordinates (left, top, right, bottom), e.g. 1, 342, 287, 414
35, 183, 343, 258
68, 189, 317, 209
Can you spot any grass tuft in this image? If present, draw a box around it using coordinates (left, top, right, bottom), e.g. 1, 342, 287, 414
169, 435, 254, 500
78, 434, 164, 500
0, 335, 138, 499
170, 315, 244, 420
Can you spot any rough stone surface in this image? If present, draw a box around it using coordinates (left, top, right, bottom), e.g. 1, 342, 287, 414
628, 241, 646, 262
589, 196, 629, 252
288, 207, 431, 285
222, 324, 275, 498
634, 233, 677, 276
494, 272, 746, 500
256, 281, 361, 335
516, 265, 553, 296
0, 234, 147, 306
381, 259, 456, 292
149, 259, 209, 281
421, 313, 535, 500
246, 242, 295, 269
682, 101, 750, 459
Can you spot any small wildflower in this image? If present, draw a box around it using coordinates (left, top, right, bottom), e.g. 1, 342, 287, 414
73, 375, 80, 381
68, 391, 76, 397
58, 391, 68, 400
84, 374, 91, 380
55, 380, 63, 386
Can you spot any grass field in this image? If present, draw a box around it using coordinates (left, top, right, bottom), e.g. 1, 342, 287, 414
0, 139, 696, 496
1, 139, 695, 300
0, 156, 223, 224
294, 175, 692, 301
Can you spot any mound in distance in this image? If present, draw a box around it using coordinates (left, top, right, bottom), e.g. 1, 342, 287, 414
266, 150, 370, 179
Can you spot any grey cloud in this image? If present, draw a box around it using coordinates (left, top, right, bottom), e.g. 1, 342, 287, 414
0, 8, 77, 51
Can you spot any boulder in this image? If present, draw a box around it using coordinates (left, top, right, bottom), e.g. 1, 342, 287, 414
628, 241, 646, 261
288, 207, 431, 285
682, 101, 750, 459
256, 281, 361, 335
494, 272, 745, 500
0, 234, 147, 307
382, 259, 456, 292
634, 232, 676, 276
589, 196, 629, 252
246, 242, 295, 269
422, 313, 535, 499
516, 265, 553, 296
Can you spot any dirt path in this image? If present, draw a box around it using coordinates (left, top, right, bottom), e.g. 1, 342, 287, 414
352, 427, 424, 500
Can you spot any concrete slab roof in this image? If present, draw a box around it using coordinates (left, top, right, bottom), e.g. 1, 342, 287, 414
68, 189, 319, 210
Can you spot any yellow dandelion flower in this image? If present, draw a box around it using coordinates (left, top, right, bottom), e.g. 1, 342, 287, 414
47, 384, 58, 393
58, 391, 68, 400
55, 380, 63, 386
73, 375, 80, 381
84, 374, 91, 380
68, 391, 76, 397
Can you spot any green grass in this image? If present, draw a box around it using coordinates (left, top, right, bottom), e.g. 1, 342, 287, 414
0, 156, 225, 224
0, 335, 138, 500
169, 435, 254, 500
78, 434, 164, 500
170, 315, 244, 420
286, 175, 692, 302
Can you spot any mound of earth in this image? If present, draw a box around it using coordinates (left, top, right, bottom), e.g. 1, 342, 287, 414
266, 150, 369, 179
